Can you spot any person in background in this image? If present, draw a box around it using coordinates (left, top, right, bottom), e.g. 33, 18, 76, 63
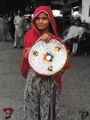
20, 5, 70, 120
63, 18, 85, 55
20, 11, 27, 47
0, 15, 4, 41
25, 16, 32, 31
71, 19, 85, 55
8, 11, 15, 41
3, 14, 9, 41
13, 10, 23, 48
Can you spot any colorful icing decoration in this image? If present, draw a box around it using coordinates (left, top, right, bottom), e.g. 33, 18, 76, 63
33, 50, 39, 56
43, 53, 53, 62
43, 53, 47, 60
46, 55, 52, 61
48, 65, 53, 71
54, 46, 61, 52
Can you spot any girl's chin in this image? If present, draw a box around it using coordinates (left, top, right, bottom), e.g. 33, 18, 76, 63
38, 28, 48, 31
38, 27, 45, 30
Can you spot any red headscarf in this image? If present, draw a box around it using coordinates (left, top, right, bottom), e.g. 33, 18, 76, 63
20, 5, 70, 91
23, 5, 60, 49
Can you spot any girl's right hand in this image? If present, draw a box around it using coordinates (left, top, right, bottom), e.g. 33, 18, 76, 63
37, 33, 51, 42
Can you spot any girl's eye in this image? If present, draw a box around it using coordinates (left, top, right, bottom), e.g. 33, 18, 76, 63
35, 17, 48, 21
42, 17, 48, 20
35, 17, 40, 21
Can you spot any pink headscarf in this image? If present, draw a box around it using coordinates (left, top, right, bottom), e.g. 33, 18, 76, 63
20, 5, 70, 91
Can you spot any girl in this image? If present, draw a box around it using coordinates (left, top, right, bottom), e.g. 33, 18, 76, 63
21, 5, 70, 120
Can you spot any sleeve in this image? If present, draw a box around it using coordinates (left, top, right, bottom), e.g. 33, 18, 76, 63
20, 30, 31, 79
22, 30, 32, 57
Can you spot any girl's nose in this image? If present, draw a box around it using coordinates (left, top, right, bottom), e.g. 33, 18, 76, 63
39, 18, 43, 23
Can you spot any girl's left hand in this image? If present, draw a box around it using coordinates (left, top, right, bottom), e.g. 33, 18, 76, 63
23, 48, 31, 60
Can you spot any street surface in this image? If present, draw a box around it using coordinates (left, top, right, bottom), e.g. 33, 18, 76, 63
0, 40, 90, 120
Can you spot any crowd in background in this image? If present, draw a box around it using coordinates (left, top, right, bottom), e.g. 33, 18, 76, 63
61, 16, 90, 56
0, 10, 31, 48
0, 9, 89, 55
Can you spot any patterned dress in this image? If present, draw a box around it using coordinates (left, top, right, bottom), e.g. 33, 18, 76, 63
24, 69, 62, 120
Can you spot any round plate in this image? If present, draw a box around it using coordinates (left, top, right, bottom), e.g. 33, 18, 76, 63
28, 39, 68, 76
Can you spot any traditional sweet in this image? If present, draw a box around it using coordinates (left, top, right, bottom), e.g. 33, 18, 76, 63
28, 39, 68, 76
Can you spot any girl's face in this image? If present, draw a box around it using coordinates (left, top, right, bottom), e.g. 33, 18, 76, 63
35, 12, 50, 32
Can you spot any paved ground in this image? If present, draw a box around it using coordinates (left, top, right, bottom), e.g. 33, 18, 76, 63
0, 40, 90, 120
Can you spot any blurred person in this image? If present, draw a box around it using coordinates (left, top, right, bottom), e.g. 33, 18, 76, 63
71, 19, 85, 55
63, 18, 85, 55
20, 11, 27, 47
8, 11, 15, 40
20, 5, 70, 120
0, 15, 4, 41
25, 16, 32, 31
13, 10, 23, 48
3, 14, 9, 41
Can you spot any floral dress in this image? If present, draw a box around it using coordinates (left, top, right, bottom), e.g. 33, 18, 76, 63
24, 69, 62, 120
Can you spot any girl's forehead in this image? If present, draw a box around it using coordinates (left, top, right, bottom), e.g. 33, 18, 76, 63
36, 12, 48, 17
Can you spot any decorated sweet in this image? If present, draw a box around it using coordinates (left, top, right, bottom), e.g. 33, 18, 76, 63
54, 46, 61, 52
43, 53, 53, 63
48, 65, 53, 71
33, 50, 39, 56
28, 39, 68, 76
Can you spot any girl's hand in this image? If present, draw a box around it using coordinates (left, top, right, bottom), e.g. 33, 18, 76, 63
37, 33, 51, 42
23, 48, 31, 60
